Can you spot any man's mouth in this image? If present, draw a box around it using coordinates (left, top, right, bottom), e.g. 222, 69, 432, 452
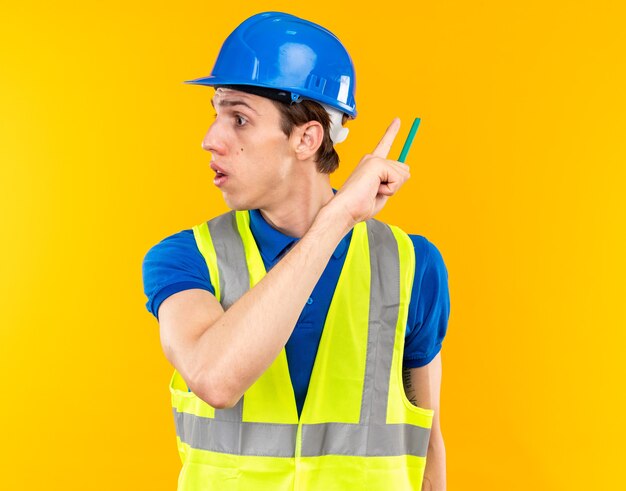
210, 162, 228, 176
212, 170, 228, 187
210, 162, 229, 187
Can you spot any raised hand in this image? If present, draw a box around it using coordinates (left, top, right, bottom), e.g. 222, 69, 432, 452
331, 118, 411, 227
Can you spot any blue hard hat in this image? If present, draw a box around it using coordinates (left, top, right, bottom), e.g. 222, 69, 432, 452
184, 11, 357, 118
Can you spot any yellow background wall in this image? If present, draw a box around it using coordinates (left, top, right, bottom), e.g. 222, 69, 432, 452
1, 1, 624, 489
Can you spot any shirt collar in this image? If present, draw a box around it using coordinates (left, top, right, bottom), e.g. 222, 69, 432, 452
248, 203, 351, 263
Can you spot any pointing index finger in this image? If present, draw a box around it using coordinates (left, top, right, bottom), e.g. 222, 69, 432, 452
372, 117, 401, 159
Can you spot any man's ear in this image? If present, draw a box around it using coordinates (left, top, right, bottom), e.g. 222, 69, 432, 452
292, 121, 324, 160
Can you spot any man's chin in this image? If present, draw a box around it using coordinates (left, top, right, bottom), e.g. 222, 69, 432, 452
223, 195, 253, 212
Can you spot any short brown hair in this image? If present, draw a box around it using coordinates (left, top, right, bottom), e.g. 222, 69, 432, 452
271, 99, 348, 174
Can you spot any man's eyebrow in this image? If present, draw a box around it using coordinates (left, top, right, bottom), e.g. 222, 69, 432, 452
210, 98, 258, 114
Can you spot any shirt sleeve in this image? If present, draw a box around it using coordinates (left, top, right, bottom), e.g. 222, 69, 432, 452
403, 235, 451, 368
142, 229, 215, 321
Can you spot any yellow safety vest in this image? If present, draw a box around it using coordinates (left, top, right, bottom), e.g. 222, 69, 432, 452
169, 210, 434, 490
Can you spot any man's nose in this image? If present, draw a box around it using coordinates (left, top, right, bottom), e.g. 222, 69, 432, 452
201, 123, 227, 154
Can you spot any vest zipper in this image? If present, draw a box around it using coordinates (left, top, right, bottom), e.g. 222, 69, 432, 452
294, 419, 303, 490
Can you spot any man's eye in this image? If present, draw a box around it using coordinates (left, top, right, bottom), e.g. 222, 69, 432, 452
235, 115, 247, 126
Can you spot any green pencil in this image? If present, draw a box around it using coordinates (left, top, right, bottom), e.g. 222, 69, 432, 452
398, 118, 421, 163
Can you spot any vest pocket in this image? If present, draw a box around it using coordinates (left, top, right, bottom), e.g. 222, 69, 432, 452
178, 461, 240, 490
178, 455, 296, 491
364, 454, 428, 491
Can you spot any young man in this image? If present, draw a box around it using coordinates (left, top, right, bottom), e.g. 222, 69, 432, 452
142, 11, 449, 491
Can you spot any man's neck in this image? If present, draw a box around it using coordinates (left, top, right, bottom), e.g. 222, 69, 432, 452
258, 178, 335, 239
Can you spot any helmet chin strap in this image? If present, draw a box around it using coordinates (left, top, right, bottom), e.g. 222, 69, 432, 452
320, 103, 349, 145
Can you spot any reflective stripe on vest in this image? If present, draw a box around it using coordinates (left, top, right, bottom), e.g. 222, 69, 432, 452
172, 210, 434, 489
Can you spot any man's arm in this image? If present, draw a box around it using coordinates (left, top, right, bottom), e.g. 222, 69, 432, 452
158, 204, 354, 408
403, 352, 446, 491
158, 119, 410, 409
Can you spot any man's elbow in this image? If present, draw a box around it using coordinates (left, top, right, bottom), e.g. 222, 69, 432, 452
198, 389, 238, 410
206, 394, 240, 410
189, 370, 241, 409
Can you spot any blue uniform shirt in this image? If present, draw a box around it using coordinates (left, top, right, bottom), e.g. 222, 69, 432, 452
142, 209, 450, 417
